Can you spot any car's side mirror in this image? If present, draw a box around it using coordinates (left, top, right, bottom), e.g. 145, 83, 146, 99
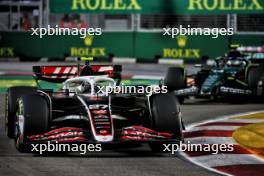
207, 60, 217, 66
194, 64, 202, 68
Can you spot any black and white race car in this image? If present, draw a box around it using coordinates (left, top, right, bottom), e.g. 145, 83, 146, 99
5, 60, 184, 153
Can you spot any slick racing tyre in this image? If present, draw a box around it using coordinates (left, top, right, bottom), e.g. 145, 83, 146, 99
164, 67, 186, 91
149, 92, 184, 152
164, 67, 186, 104
15, 94, 49, 152
247, 66, 264, 89
5, 86, 37, 138
256, 76, 264, 97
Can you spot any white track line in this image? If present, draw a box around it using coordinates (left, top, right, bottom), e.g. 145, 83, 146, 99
186, 110, 264, 130
192, 154, 264, 168
187, 126, 240, 132
219, 119, 264, 123
185, 137, 236, 145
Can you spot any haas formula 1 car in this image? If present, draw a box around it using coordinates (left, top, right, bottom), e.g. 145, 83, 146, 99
5, 60, 184, 153
170, 48, 264, 103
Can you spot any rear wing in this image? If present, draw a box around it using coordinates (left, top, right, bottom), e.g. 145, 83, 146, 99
237, 46, 262, 53
249, 52, 264, 63
33, 65, 122, 83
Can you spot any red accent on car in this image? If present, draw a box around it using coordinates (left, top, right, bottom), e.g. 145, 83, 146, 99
120, 126, 173, 141
28, 127, 86, 142
99, 130, 108, 135
38, 65, 115, 79
92, 110, 108, 115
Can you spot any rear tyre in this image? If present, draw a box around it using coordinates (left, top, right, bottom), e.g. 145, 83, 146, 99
247, 66, 264, 89
164, 67, 186, 104
5, 86, 37, 138
256, 76, 264, 97
15, 94, 49, 152
164, 67, 186, 91
149, 93, 183, 152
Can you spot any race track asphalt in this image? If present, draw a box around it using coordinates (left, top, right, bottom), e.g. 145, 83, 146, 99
0, 62, 263, 176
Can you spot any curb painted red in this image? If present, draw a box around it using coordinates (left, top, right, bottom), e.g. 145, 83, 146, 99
181, 112, 264, 176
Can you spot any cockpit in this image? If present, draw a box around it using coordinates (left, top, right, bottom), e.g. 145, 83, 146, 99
215, 56, 247, 68
62, 76, 116, 96
226, 58, 247, 67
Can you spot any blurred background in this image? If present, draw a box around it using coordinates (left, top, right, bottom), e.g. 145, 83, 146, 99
0, 2, 264, 176
0, 0, 263, 62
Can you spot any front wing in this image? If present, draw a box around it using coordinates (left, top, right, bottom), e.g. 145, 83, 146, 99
175, 86, 253, 97
27, 126, 179, 144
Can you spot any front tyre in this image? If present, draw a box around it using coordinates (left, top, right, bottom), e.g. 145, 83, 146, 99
149, 93, 184, 152
5, 86, 37, 138
15, 94, 49, 152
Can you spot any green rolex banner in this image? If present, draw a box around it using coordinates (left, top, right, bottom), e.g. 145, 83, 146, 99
50, 0, 264, 14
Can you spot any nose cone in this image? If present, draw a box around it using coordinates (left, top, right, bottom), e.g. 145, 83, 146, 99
200, 72, 223, 95
200, 87, 212, 95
